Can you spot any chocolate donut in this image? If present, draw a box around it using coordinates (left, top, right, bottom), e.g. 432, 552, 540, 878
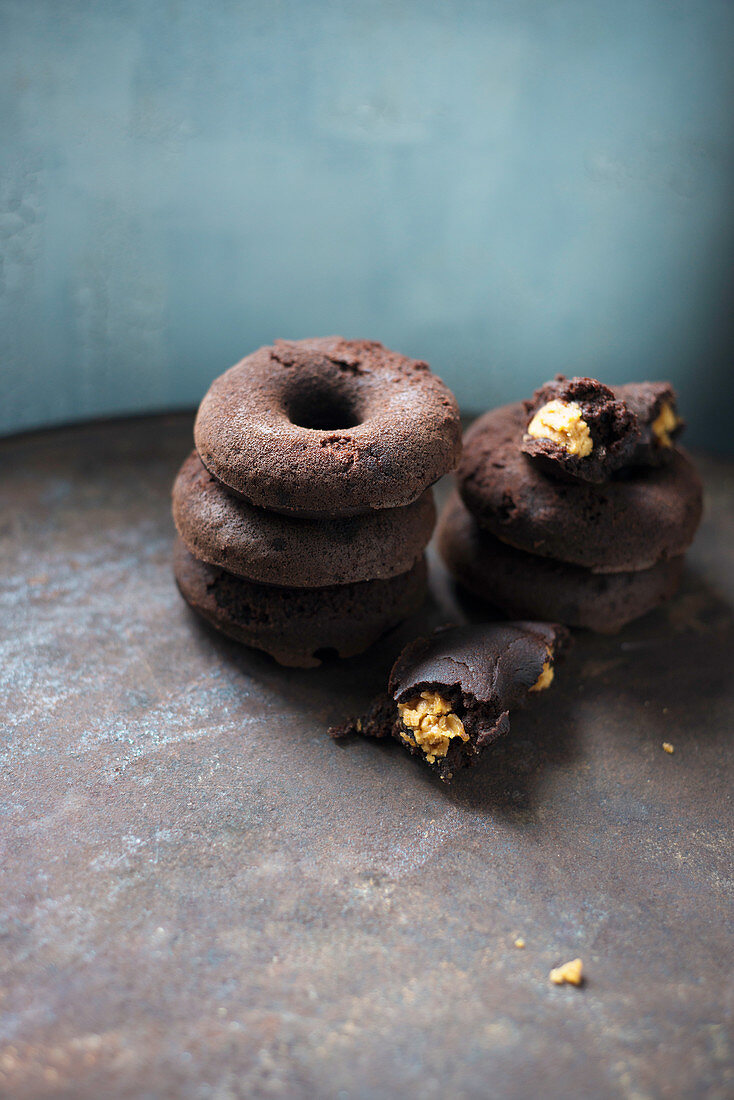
173, 538, 427, 668
437, 491, 685, 633
458, 403, 703, 572
172, 451, 436, 587
194, 337, 462, 518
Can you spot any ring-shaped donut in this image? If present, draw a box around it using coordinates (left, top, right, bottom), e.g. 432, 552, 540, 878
172, 450, 436, 587
437, 490, 685, 632
194, 337, 462, 517
173, 538, 428, 668
458, 403, 703, 572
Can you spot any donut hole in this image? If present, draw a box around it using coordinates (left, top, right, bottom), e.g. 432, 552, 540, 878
285, 386, 361, 432
313, 646, 340, 663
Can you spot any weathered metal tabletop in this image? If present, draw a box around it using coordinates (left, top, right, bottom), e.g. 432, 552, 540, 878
1, 415, 732, 1099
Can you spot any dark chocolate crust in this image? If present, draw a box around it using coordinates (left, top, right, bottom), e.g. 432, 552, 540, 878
389, 620, 566, 705
173, 538, 427, 668
331, 621, 569, 781
458, 402, 703, 572
173, 451, 436, 587
194, 337, 462, 518
437, 491, 685, 633
521, 376, 638, 484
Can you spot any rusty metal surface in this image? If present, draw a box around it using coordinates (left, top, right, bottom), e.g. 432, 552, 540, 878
1, 414, 732, 1100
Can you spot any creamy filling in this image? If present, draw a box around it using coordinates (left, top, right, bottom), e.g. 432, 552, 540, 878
529, 657, 554, 693
526, 400, 593, 458
651, 402, 679, 447
397, 691, 469, 764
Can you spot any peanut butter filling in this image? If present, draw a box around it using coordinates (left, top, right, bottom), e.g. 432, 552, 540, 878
549, 958, 584, 986
397, 691, 468, 764
651, 402, 679, 447
526, 400, 593, 458
529, 656, 554, 693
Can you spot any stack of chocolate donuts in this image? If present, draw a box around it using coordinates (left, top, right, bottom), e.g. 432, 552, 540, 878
438, 376, 703, 632
173, 337, 461, 666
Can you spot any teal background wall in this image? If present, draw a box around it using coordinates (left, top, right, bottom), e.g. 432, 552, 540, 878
2, 0, 733, 446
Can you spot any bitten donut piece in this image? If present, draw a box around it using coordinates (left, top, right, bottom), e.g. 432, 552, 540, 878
173, 538, 427, 668
173, 451, 436, 587
437, 491, 685, 633
522, 376, 638, 484
458, 402, 703, 573
614, 381, 684, 467
330, 622, 569, 781
521, 376, 685, 484
194, 337, 462, 518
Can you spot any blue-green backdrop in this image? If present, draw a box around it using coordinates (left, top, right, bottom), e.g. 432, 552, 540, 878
2, 0, 733, 447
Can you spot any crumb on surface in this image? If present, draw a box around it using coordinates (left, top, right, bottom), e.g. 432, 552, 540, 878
514, 938, 525, 949
549, 958, 583, 986
662, 742, 674, 754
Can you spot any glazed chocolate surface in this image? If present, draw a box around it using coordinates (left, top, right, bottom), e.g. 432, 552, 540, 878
521, 376, 637, 484
389, 621, 565, 706
459, 402, 703, 572
438, 491, 685, 633
173, 451, 436, 587
173, 538, 427, 668
194, 337, 462, 517
332, 621, 568, 780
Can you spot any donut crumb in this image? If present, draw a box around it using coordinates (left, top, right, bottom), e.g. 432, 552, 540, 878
662, 742, 674, 754
549, 958, 584, 986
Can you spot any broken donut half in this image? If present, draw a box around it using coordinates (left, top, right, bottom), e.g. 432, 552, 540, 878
330, 621, 570, 781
